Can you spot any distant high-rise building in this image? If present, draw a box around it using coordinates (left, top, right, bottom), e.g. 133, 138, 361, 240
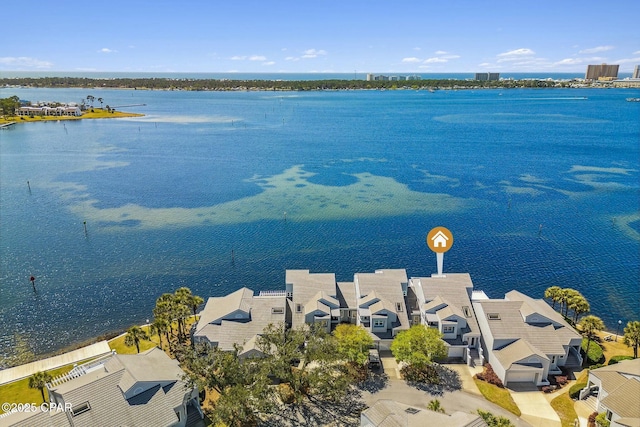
475, 72, 500, 81
633, 65, 640, 79
585, 64, 619, 80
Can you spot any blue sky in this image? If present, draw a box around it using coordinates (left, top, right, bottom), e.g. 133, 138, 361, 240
2, 0, 639, 74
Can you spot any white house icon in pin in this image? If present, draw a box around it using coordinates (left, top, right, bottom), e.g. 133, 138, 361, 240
431, 231, 449, 248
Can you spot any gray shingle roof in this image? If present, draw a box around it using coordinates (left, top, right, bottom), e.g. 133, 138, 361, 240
473, 299, 574, 356
601, 377, 640, 419
362, 399, 487, 427
493, 339, 548, 369
356, 269, 410, 331
287, 270, 336, 328
193, 291, 287, 351
4, 348, 194, 427
411, 273, 480, 337
195, 287, 254, 334
336, 281, 357, 308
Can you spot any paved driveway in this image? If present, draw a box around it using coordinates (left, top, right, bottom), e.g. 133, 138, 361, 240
507, 384, 561, 427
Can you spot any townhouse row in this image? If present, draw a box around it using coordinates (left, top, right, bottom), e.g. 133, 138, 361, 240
192, 268, 584, 388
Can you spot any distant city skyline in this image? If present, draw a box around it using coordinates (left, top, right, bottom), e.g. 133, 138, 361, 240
2, 0, 639, 74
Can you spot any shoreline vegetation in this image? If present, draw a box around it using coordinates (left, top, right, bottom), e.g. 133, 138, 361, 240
0, 108, 143, 125
0, 76, 619, 92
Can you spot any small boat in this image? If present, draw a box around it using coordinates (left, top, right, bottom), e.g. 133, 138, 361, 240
626, 98, 640, 102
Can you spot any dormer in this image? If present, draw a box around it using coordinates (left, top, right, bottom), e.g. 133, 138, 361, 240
520, 303, 552, 325
359, 290, 381, 308
423, 296, 447, 314
219, 306, 251, 323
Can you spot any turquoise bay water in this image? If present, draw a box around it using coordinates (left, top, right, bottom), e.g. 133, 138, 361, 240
1, 87, 639, 357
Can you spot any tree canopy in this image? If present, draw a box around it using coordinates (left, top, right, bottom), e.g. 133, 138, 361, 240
0, 96, 20, 117
333, 323, 374, 366
390, 325, 447, 367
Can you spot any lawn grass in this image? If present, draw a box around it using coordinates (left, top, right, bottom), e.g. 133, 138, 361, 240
474, 378, 521, 416
108, 324, 159, 355
596, 330, 634, 363
0, 365, 75, 414
582, 338, 604, 365
550, 392, 579, 427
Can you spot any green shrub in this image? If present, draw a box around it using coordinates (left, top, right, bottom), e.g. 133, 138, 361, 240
595, 412, 610, 427
582, 338, 605, 365
608, 355, 633, 365
569, 371, 589, 399
478, 409, 515, 427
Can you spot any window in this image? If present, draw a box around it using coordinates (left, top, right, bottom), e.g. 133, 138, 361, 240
373, 319, 386, 328
71, 402, 91, 416
443, 325, 455, 333
487, 313, 501, 320
396, 302, 403, 312
271, 307, 284, 314
462, 306, 472, 317
405, 407, 420, 414
295, 303, 302, 313
360, 316, 369, 321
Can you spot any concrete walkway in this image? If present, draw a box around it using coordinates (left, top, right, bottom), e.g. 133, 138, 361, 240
0, 341, 111, 385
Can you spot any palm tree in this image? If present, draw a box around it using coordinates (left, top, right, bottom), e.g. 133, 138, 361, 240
151, 317, 170, 349
568, 295, 590, 323
560, 288, 579, 317
427, 399, 445, 413
28, 371, 52, 402
544, 286, 563, 310
192, 295, 204, 317
97, 97, 103, 109
124, 325, 149, 353
579, 315, 604, 362
86, 95, 95, 108
623, 321, 640, 358
174, 287, 203, 338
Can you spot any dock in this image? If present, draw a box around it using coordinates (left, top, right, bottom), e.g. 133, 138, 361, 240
0, 122, 16, 129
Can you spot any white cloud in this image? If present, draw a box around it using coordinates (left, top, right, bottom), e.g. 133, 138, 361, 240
99, 48, 117, 53
301, 49, 327, 58
262, 61, 275, 66
497, 48, 535, 62
232, 55, 268, 61
633, 50, 640, 55
555, 58, 583, 65
402, 57, 421, 63
422, 54, 459, 64
579, 45, 614, 54
413, 47, 421, 51
613, 56, 640, 64
435, 50, 448, 55
0, 56, 52, 68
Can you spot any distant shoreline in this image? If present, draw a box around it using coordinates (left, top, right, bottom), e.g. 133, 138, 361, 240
0, 76, 625, 92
